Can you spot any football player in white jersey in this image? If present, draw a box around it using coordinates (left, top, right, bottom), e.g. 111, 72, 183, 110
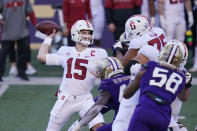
158, 0, 194, 41
37, 20, 107, 131
112, 45, 160, 131
113, 15, 167, 68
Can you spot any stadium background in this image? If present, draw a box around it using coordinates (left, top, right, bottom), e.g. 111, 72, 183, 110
0, 0, 197, 131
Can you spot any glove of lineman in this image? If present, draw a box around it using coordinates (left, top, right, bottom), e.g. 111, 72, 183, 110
185, 71, 192, 89
68, 120, 82, 131
112, 41, 123, 56
130, 63, 141, 81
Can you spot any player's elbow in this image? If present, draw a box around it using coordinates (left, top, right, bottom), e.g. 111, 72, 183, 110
37, 54, 46, 63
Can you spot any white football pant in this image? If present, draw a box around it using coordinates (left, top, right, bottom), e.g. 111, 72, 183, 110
46, 93, 104, 131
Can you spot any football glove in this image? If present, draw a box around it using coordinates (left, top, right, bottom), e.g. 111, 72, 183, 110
130, 63, 141, 81
185, 71, 192, 89
68, 120, 81, 131
187, 11, 194, 28
112, 41, 123, 56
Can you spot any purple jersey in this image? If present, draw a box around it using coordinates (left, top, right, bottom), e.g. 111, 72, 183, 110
139, 61, 186, 108
98, 74, 130, 117
128, 61, 186, 131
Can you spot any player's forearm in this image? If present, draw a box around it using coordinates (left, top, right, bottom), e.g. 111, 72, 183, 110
158, 0, 164, 15
185, 0, 192, 12
37, 37, 52, 63
178, 88, 190, 102
79, 105, 104, 127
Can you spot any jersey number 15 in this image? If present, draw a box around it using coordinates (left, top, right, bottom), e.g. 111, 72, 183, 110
66, 58, 88, 80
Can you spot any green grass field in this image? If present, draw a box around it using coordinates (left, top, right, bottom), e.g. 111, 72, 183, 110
0, 85, 196, 131
0, 50, 197, 131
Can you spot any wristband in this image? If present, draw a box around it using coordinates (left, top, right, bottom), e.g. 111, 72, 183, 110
43, 37, 52, 46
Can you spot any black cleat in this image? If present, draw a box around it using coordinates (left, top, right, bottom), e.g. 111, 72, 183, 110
17, 74, 29, 81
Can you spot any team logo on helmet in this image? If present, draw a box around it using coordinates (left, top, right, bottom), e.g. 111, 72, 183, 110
159, 44, 183, 69
97, 57, 124, 79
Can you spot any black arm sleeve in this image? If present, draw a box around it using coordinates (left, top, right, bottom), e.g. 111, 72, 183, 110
124, 60, 139, 75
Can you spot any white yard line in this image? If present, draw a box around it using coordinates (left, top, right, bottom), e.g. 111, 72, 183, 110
0, 76, 197, 85
0, 84, 9, 96
0, 76, 101, 85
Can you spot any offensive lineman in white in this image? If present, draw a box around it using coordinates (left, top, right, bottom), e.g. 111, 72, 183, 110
113, 15, 167, 68
158, 0, 194, 41
112, 15, 167, 131
112, 45, 160, 131
90, 0, 105, 47
37, 20, 107, 131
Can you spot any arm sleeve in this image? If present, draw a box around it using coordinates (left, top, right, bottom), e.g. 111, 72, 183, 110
28, 11, 37, 26
62, 0, 69, 23
46, 54, 63, 66
129, 39, 141, 49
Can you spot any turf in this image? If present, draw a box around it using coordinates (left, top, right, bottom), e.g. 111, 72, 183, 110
0, 85, 196, 131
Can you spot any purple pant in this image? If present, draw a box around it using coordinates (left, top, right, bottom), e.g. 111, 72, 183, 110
128, 95, 171, 131
96, 123, 112, 131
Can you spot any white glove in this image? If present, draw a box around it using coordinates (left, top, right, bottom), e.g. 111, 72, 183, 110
187, 11, 194, 28
68, 120, 81, 131
159, 15, 167, 29
130, 63, 141, 80
150, 17, 156, 27
113, 41, 123, 55
113, 41, 123, 50
186, 71, 192, 84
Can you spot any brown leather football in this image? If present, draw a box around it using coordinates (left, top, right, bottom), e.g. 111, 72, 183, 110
35, 20, 60, 35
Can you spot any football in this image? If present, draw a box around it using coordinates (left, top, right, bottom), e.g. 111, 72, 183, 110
35, 20, 60, 35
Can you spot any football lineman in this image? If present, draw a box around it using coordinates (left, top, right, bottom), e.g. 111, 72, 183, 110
68, 57, 130, 131
123, 43, 189, 131
112, 45, 160, 131
158, 0, 194, 41
37, 20, 108, 131
113, 15, 167, 68
166, 40, 192, 131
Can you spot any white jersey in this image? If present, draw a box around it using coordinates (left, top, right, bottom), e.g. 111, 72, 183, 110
129, 27, 167, 51
46, 46, 108, 95
164, 0, 185, 18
